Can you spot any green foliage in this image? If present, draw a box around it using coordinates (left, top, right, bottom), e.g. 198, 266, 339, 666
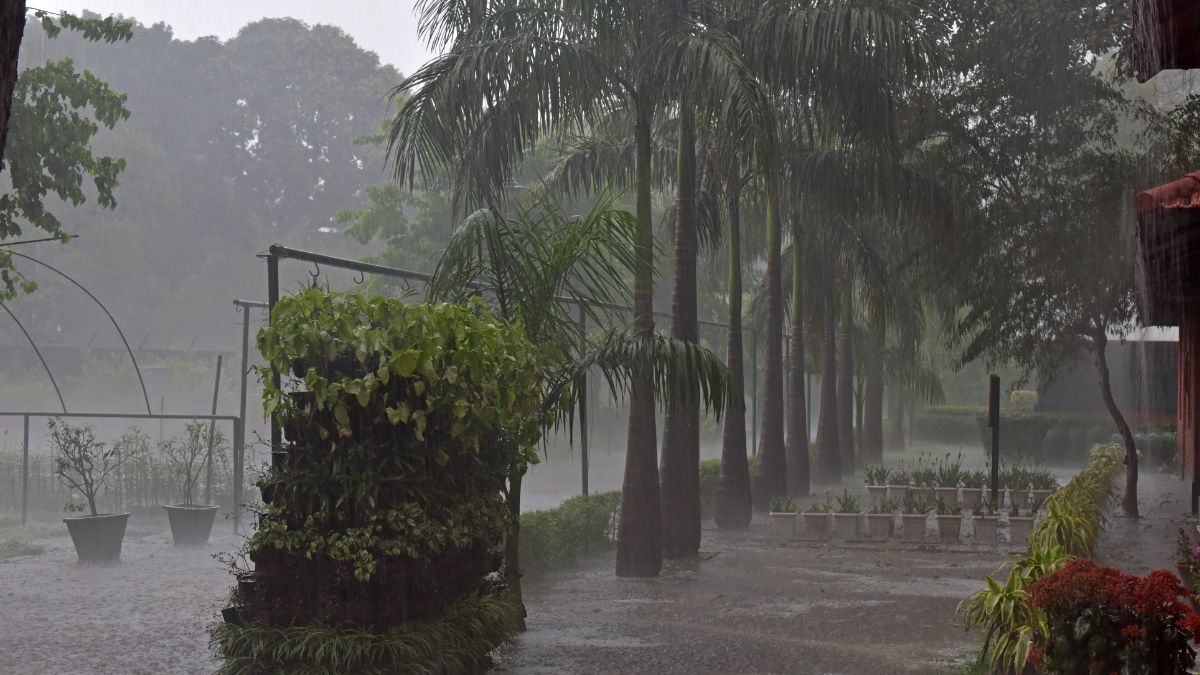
960, 444, 1124, 671
519, 491, 621, 578
870, 497, 900, 514
250, 290, 543, 584
769, 496, 798, 514
1007, 390, 1037, 414
936, 498, 962, 516
912, 409, 981, 444
49, 418, 120, 516
834, 490, 859, 514
1, 12, 133, 298
158, 421, 218, 505
864, 465, 891, 487
699, 456, 757, 519
210, 590, 521, 675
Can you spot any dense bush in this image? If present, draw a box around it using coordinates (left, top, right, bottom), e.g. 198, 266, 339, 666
214, 291, 542, 671
912, 408, 980, 444
1028, 560, 1200, 673
699, 456, 758, 520
519, 491, 621, 577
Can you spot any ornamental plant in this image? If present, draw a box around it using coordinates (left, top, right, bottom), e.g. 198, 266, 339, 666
159, 421, 211, 506
50, 419, 120, 517
1028, 559, 1200, 673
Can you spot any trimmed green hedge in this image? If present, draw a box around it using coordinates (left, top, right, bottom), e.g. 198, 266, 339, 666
519, 491, 621, 577
700, 456, 758, 520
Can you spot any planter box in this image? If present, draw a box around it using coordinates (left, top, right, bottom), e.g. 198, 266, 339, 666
164, 504, 221, 546
885, 485, 909, 504
63, 513, 129, 562
960, 488, 983, 512
935, 515, 962, 544
901, 513, 928, 542
973, 515, 998, 545
831, 512, 861, 540
1030, 489, 1054, 508
1008, 488, 1031, 509
802, 512, 832, 541
769, 512, 797, 545
934, 487, 959, 507
909, 486, 935, 506
866, 485, 889, 507
865, 513, 894, 541
1007, 516, 1034, 545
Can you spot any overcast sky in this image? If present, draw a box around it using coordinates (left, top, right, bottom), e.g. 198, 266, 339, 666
34, 1, 436, 76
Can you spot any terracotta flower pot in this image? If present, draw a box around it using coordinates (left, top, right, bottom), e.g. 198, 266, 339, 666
63, 513, 129, 562
164, 504, 220, 546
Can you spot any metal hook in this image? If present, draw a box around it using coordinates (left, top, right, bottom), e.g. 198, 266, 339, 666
354, 269, 365, 285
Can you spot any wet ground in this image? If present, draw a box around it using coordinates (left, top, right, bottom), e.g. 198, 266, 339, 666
0, 448, 1193, 674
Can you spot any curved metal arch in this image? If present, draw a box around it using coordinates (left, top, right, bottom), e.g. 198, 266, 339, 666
6, 251, 152, 414
0, 303, 67, 412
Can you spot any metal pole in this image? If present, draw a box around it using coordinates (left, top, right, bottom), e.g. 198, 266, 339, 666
204, 355, 223, 506
235, 303, 253, 532
21, 415, 29, 526
751, 328, 758, 457
579, 305, 589, 497
267, 255, 281, 461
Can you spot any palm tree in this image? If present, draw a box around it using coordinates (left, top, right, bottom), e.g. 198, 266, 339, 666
837, 279, 856, 474
427, 190, 728, 625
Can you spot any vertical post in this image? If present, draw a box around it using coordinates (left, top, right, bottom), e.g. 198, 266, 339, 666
989, 374, 1000, 506
579, 304, 589, 497
267, 255, 281, 461
21, 415, 29, 526
204, 354, 224, 506
751, 328, 758, 457
235, 303, 252, 532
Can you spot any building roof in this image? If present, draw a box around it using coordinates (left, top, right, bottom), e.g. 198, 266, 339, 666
1133, 0, 1200, 82
1136, 172, 1200, 213
1137, 172, 1200, 326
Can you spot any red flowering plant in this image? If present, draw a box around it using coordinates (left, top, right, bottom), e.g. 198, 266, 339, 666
1028, 559, 1200, 673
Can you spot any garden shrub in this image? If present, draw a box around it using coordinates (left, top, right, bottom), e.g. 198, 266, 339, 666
213, 291, 543, 671
1028, 559, 1200, 673
519, 490, 621, 577
698, 455, 758, 520
912, 410, 980, 444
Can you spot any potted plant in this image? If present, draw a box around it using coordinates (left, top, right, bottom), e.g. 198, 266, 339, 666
865, 497, 898, 541
864, 465, 890, 507
1029, 467, 1058, 505
934, 498, 962, 544
960, 469, 986, 512
885, 466, 910, 504
161, 421, 222, 546
832, 490, 861, 540
933, 453, 963, 507
52, 419, 128, 562
900, 498, 930, 543
972, 502, 998, 545
1006, 501, 1034, 546
769, 496, 798, 545
802, 498, 832, 541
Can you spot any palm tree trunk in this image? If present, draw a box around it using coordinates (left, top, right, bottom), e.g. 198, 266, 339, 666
661, 100, 700, 558
0, 0, 25, 167
1091, 329, 1139, 518
862, 314, 885, 464
503, 470, 526, 631
753, 168, 787, 510
816, 307, 841, 483
786, 228, 810, 497
837, 283, 855, 474
716, 176, 752, 529
616, 95, 662, 577
887, 389, 906, 453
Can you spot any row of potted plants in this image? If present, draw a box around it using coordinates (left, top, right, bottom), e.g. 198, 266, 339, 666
864, 455, 1058, 511
769, 491, 1042, 546
51, 419, 226, 562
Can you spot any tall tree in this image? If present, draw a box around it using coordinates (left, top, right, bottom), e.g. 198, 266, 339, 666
836, 279, 856, 474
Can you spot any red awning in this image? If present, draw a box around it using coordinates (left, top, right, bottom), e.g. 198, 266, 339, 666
1138, 171, 1200, 325
1136, 172, 1200, 213
1133, 0, 1200, 81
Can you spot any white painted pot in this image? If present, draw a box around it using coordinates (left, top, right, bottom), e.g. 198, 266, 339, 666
831, 512, 861, 541
865, 513, 894, 541
973, 515, 998, 545
901, 513, 928, 542
769, 512, 797, 545
935, 515, 962, 544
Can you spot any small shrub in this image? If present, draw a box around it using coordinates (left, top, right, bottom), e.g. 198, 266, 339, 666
834, 490, 859, 514
519, 491, 621, 578
864, 465, 891, 486
1007, 390, 1037, 414
50, 419, 121, 516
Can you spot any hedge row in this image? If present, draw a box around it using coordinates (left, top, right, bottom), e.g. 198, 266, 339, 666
519, 491, 621, 578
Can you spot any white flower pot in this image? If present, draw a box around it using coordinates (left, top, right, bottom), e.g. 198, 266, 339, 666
910, 486, 936, 506
960, 488, 983, 512
1007, 516, 1034, 545
973, 515, 998, 545
802, 512, 832, 541
1008, 488, 1031, 509
901, 513, 928, 542
934, 487, 959, 507
832, 512, 861, 541
866, 485, 889, 507
935, 515, 962, 544
769, 512, 797, 545
885, 485, 909, 503
865, 513, 894, 541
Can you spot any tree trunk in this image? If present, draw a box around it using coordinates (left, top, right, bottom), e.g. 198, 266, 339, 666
816, 307, 841, 483
661, 100, 700, 558
836, 283, 855, 474
1091, 329, 1139, 518
862, 313, 885, 464
716, 176, 752, 529
854, 376, 864, 451
616, 95, 662, 577
753, 168, 787, 510
0, 0, 26, 168
887, 389, 906, 453
503, 470, 526, 631
786, 222, 810, 497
